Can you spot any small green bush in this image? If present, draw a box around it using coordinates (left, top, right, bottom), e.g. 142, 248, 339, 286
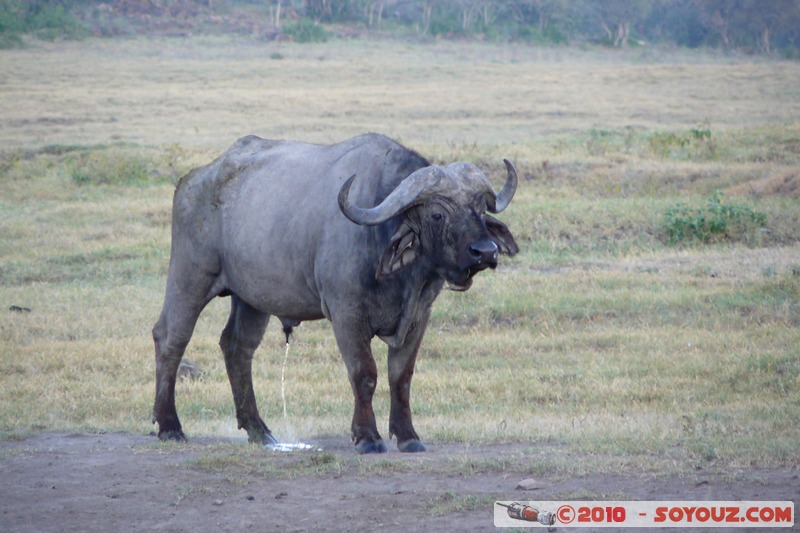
514, 24, 568, 45
0, 0, 23, 33
282, 18, 330, 43
663, 190, 767, 244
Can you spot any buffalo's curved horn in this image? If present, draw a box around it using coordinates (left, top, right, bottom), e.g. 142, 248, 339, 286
338, 167, 443, 226
487, 159, 518, 214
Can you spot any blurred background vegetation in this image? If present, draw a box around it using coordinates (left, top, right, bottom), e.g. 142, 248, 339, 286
2, 0, 800, 54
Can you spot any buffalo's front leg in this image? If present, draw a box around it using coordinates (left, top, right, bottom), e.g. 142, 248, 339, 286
388, 316, 429, 452
333, 319, 386, 454
220, 295, 277, 445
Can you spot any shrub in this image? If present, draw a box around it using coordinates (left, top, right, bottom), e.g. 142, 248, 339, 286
27, 1, 84, 41
282, 18, 330, 43
0, 31, 22, 47
0, 0, 85, 46
0, 0, 23, 34
663, 190, 767, 244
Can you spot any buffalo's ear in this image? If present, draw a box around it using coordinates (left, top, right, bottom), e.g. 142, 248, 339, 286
485, 214, 519, 256
377, 223, 419, 279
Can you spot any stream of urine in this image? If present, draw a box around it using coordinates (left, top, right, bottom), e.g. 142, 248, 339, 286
281, 341, 290, 424
264, 340, 318, 452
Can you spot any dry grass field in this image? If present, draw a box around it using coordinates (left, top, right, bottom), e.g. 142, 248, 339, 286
3, 38, 800, 149
1, 37, 799, 531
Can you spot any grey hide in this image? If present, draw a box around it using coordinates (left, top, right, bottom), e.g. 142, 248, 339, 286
152, 133, 519, 454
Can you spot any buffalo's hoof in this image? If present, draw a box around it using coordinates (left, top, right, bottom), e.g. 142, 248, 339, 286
247, 428, 279, 446
158, 429, 187, 442
355, 439, 388, 454
398, 439, 426, 453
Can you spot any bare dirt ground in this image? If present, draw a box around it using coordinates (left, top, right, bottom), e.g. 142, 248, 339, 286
1, 432, 797, 532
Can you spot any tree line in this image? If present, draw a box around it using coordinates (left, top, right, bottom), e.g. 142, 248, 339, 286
2, 0, 800, 55
301, 0, 800, 53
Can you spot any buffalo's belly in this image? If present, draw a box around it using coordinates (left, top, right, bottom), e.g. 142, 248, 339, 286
224, 268, 325, 321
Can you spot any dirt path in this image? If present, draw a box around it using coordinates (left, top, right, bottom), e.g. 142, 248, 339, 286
1, 432, 797, 532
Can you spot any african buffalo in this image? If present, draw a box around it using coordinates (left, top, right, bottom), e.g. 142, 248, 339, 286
152, 133, 518, 453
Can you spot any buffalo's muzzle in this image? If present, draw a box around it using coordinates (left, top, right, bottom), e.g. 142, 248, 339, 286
468, 239, 499, 270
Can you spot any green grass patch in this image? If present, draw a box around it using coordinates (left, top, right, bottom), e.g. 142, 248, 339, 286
184, 445, 345, 481
648, 123, 715, 160
68, 149, 153, 186
1, 144, 211, 191
428, 491, 496, 517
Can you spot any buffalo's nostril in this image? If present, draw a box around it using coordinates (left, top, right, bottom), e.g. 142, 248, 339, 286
469, 240, 498, 265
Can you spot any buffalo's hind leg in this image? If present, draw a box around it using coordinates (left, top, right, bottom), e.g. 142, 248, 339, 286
152, 275, 217, 442
220, 295, 277, 445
